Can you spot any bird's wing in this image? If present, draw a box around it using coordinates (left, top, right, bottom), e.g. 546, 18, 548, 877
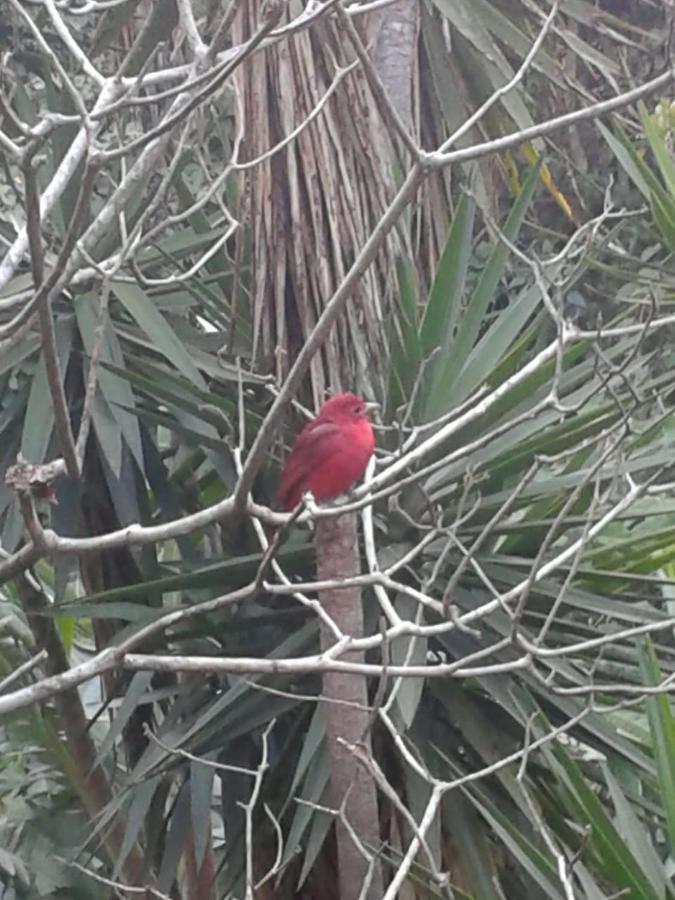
276, 421, 342, 510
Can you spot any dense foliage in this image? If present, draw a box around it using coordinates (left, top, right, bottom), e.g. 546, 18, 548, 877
0, 1, 674, 898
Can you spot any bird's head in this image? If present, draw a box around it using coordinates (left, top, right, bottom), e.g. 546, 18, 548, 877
318, 392, 379, 423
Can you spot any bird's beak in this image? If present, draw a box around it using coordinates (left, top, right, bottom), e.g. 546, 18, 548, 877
364, 401, 380, 415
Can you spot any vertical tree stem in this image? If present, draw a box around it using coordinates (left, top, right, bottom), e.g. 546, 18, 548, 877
315, 512, 384, 900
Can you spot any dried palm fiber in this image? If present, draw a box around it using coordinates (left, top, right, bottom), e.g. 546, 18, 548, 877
230, 1, 419, 405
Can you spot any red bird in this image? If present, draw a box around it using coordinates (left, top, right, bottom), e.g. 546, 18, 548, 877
276, 393, 378, 511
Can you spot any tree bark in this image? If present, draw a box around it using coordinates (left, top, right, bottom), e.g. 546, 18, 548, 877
315, 512, 384, 900
373, 0, 420, 131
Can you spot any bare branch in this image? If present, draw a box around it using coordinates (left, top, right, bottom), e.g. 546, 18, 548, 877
22, 158, 80, 478
242, 720, 274, 900
427, 67, 674, 168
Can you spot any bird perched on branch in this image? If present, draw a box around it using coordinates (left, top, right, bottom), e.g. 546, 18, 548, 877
276, 393, 378, 511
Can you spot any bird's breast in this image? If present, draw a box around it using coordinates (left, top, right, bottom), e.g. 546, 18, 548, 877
308, 421, 374, 501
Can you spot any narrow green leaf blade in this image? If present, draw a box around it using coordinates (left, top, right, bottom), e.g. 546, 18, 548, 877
429, 165, 539, 415
638, 637, 675, 856
112, 282, 206, 389
419, 192, 476, 356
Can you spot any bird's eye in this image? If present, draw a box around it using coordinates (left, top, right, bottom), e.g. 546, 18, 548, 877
353, 404, 364, 415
